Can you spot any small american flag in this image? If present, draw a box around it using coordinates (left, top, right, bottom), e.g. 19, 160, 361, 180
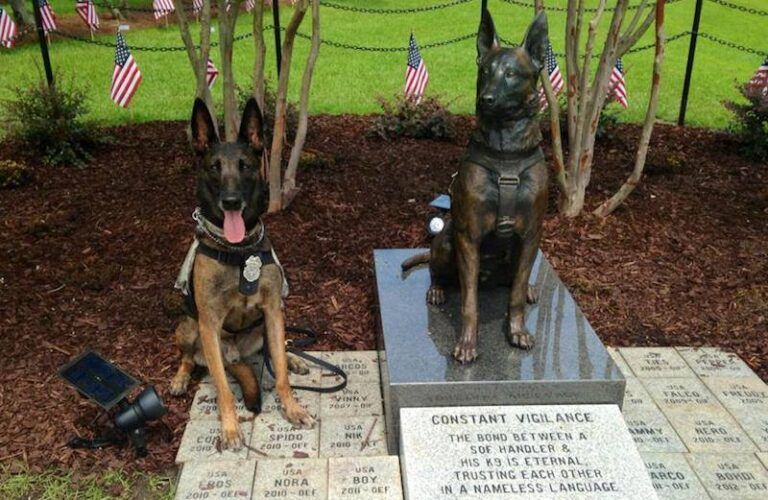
608, 57, 628, 108
76, 0, 99, 31
193, 0, 203, 14
539, 42, 563, 109
748, 58, 768, 89
0, 6, 18, 49
404, 33, 429, 104
153, 0, 175, 19
111, 32, 142, 108
39, 0, 58, 34
206, 58, 219, 88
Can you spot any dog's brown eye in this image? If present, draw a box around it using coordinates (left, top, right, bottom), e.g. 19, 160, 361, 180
210, 162, 221, 172
238, 160, 250, 172
506, 71, 515, 78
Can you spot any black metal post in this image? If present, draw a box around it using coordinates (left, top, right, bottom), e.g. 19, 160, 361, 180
272, 0, 282, 75
481, 0, 488, 13
31, 0, 54, 87
678, 0, 704, 126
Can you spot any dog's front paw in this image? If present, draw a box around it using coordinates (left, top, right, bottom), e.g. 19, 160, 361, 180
526, 285, 539, 304
244, 390, 263, 415
453, 338, 478, 364
169, 373, 190, 396
219, 417, 244, 451
506, 327, 535, 350
284, 402, 315, 429
427, 285, 446, 305
287, 354, 310, 375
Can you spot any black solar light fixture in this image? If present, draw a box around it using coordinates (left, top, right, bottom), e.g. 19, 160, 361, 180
58, 350, 167, 457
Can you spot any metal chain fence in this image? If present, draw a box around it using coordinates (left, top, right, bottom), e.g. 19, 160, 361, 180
38, 27, 768, 58
499, 0, 686, 13
318, 0, 473, 14
704, 0, 768, 17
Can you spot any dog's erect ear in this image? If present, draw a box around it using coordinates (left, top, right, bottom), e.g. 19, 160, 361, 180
190, 98, 218, 155
522, 11, 548, 71
238, 98, 265, 151
477, 8, 500, 61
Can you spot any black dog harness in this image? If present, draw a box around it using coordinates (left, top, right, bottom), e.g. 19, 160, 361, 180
182, 240, 276, 329
464, 140, 544, 238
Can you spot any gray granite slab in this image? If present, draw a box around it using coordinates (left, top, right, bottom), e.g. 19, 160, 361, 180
703, 376, 768, 413
174, 459, 256, 500
686, 453, 768, 499
665, 410, 758, 453
319, 416, 387, 457
607, 347, 635, 378
249, 412, 320, 459
188, 384, 254, 421
375, 249, 625, 452
175, 419, 252, 463
623, 377, 658, 410
758, 453, 768, 469
328, 456, 403, 500
701, 377, 768, 450
399, 405, 657, 499
677, 347, 757, 378
251, 458, 329, 499
320, 382, 383, 417
619, 348, 695, 378
261, 386, 321, 418
623, 408, 687, 452
734, 413, 768, 452
321, 351, 381, 387
641, 453, 710, 500
641, 378, 726, 414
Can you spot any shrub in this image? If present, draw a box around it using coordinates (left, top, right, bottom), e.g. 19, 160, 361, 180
370, 94, 457, 141
725, 80, 768, 162
0, 160, 31, 189
1, 78, 102, 167
236, 82, 299, 144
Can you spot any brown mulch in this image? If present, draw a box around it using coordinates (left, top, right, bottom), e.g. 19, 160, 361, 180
0, 116, 765, 474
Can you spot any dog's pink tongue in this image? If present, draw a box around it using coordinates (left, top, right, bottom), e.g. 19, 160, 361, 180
223, 210, 246, 243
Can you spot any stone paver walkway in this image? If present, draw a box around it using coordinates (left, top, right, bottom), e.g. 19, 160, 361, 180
174, 347, 768, 499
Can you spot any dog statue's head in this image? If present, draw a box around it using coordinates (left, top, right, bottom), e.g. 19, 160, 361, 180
476, 9, 549, 121
190, 98, 268, 244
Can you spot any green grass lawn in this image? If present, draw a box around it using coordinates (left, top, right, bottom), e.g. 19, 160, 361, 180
0, 0, 765, 128
0, 466, 174, 499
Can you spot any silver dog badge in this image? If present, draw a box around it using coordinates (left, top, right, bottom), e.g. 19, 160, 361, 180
243, 255, 263, 282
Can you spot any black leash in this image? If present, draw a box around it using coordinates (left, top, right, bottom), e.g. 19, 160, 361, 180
263, 326, 348, 393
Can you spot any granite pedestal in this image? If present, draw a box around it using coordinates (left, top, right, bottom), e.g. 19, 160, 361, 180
374, 249, 625, 452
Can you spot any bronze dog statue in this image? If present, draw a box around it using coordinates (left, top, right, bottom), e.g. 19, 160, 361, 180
170, 98, 314, 450
402, 10, 550, 363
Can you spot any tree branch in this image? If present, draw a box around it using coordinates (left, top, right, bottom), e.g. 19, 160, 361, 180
268, 0, 309, 213
252, 0, 266, 109
594, 0, 665, 216
283, 0, 320, 207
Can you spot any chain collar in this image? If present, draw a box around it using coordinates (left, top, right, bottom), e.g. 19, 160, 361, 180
192, 207, 265, 251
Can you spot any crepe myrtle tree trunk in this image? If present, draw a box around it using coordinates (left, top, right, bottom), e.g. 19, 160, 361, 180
538, 0, 661, 217
267, 0, 308, 213
282, 0, 319, 206
252, 0, 267, 109
175, 0, 214, 111
218, 0, 242, 141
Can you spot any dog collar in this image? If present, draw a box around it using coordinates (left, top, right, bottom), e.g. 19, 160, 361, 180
192, 207, 265, 251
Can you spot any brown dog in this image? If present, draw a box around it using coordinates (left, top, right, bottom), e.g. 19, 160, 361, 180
170, 98, 314, 450
402, 10, 550, 364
